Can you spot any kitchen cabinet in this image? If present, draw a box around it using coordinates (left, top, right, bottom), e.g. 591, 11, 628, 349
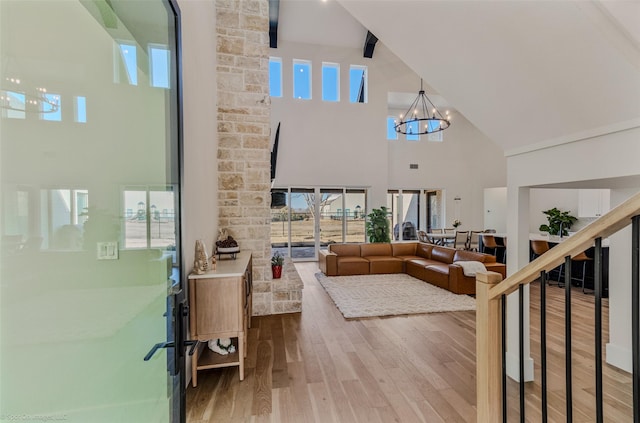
578, 189, 610, 217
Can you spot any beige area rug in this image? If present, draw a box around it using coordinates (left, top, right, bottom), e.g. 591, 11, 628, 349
315, 272, 476, 319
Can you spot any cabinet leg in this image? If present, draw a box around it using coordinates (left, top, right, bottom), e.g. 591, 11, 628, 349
191, 345, 199, 387
238, 333, 245, 381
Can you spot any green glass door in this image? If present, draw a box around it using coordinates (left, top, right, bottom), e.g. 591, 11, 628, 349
0, 1, 183, 421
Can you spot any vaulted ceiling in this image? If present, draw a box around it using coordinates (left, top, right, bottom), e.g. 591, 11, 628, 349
274, 0, 640, 155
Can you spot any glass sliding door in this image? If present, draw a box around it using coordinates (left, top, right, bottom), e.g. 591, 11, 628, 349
270, 188, 290, 258
0, 1, 183, 421
345, 189, 366, 243
387, 190, 421, 240
271, 187, 367, 260
319, 188, 344, 248
289, 188, 316, 259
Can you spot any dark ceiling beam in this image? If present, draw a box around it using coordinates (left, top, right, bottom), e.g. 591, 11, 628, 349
363, 30, 378, 58
269, 0, 280, 48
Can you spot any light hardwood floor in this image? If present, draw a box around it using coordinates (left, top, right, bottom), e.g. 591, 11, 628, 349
187, 262, 633, 422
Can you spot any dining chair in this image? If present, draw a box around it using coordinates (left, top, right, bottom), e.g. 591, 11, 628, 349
443, 228, 455, 246
467, 231, 482, 251
530, 240, 563, 285
482, 234, 500, 256
453, 231, 469, 250
417, 230, 431, 244
429, 228, 443, 244
571, 251, 593, 293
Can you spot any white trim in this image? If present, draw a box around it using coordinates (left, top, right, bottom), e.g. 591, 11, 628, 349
606, 342, 633, 373
505, 118, 640, 157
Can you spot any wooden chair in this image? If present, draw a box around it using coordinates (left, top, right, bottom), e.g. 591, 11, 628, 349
482, 234, 499, 256
453, 231, 469, 250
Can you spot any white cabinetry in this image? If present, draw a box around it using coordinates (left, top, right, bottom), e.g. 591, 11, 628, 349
578, 189, 610, 217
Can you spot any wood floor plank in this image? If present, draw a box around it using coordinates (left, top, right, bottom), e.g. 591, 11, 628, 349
187, 263, 633, 423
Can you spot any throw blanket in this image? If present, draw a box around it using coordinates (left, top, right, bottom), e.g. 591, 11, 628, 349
456, 260, 486, 276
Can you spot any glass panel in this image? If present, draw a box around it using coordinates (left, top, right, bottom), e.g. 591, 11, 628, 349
427, 190, 443, 230
74, 95, 87, 123
322, 62, 339, 102
386, 192, 399, 241
270, 189, 290, 258
289, 189, 315, 259
293, 60, 311, 100
149, 45, 170, 88
1, 1, 180, 421
269, 57, 282, 97
117, 42, 138, 85
345, 190, 366, 242
387, 116, 398, 140
399, 191, 419, 240
319, 189, 343, 246
349, 65, 367, 103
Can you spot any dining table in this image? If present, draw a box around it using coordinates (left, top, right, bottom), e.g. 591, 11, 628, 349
426, 233, 456, 245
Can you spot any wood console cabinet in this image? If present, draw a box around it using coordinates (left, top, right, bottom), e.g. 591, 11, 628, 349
188, 251, 252, 387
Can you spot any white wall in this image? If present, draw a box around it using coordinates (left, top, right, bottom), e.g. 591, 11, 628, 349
270, 41, 506, 223
484, 187, 507, 232
507, 126, 640, 373
178, 0, 218, 386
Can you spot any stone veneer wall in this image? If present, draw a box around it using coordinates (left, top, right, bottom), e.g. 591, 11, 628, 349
216, 0, 273, 315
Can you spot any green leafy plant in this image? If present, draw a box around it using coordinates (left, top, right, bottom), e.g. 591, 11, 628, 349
271, 252, 284, 266
539, 207, 577, 236
365, 206, 391, 243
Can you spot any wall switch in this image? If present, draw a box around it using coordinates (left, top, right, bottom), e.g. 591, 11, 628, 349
97, 241, 119, 260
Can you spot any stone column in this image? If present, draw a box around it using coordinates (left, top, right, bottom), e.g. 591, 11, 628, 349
216, 0, 272, 315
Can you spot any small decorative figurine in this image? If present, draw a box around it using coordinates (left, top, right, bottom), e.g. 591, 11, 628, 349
211, 254, 217, 270
193, 239, 210, 274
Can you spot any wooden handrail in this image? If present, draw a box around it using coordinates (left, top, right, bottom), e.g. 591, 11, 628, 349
488, 191, 640, 300
477, 190, 640, 422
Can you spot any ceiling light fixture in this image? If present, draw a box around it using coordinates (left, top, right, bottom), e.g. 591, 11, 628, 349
1, 77, 59, 114
394, 78, 450, 136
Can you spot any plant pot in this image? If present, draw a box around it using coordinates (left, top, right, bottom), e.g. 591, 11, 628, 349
272, 265, 282, 279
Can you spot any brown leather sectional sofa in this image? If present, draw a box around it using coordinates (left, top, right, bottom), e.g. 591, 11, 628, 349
318, 242, 506, 295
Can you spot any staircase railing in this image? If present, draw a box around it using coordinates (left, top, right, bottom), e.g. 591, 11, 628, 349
476, 191, 640, 422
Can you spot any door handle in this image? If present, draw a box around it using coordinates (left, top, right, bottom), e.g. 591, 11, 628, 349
144, 297, 199, 361
144, 339, 199, 361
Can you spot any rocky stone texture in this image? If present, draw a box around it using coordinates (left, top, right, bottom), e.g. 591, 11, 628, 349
272, 258, 304, 314
217, 0, 302, 315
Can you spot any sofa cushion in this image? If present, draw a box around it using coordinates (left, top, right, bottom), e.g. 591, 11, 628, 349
366, 256, 404, 274
360, 243, 392, 257
423, 264, 450, 289
454, 250, 487, 263
416, 243, 434, 259
329, 243, 361, 257
431, 246, 455, 264
335, 256, 370, 275
392, 242, 417, 257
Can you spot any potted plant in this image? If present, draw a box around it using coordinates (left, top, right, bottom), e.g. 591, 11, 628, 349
539, 207, 577, 237
271, 251, 284, 279
365, 206, 391, 243
452, 219, 462, 229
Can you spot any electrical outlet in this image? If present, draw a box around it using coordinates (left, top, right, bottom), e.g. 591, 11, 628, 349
97, 241, 119, 260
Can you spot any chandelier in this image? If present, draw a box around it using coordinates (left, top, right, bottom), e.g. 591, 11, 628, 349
0, 77, 60, 114
394, 79, 450, 136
